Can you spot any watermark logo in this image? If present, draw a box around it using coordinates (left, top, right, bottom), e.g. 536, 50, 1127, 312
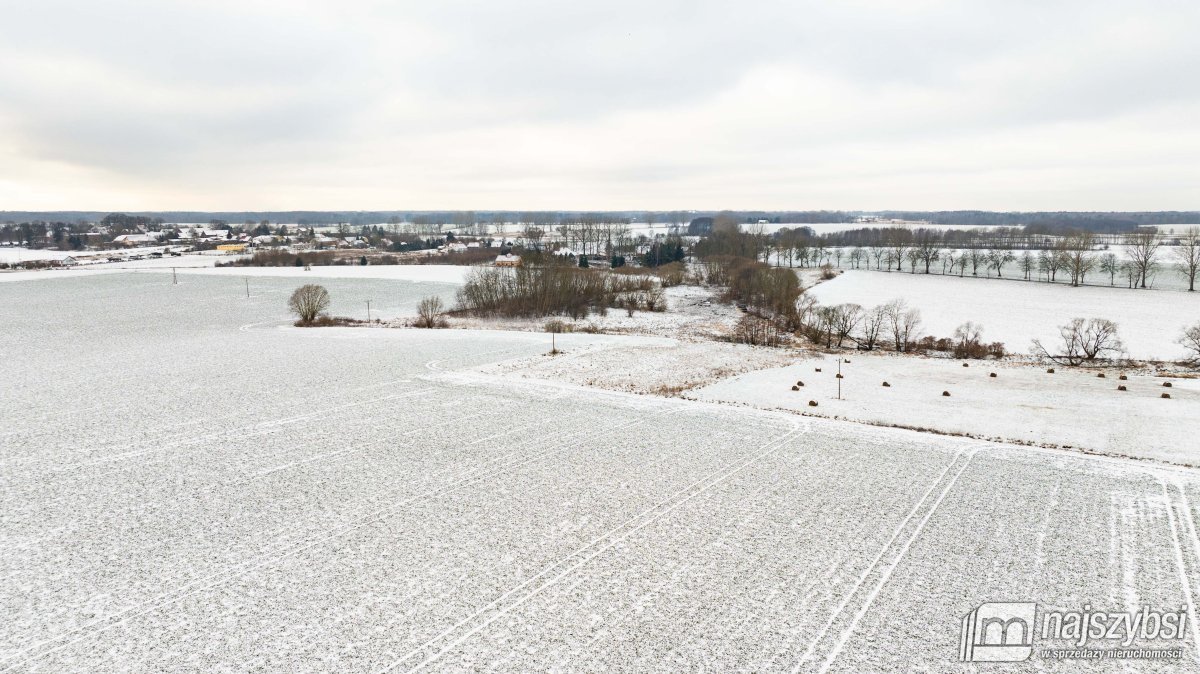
959, 602, 1190, 663
960, 602, 1036, 662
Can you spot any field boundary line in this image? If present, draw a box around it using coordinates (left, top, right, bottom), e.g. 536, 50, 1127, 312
1159, 478, 1200, 664
816, 452, 976, 673
791, 448, 969, 672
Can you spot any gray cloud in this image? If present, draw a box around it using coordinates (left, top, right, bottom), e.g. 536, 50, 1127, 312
0, 0, 1196, 209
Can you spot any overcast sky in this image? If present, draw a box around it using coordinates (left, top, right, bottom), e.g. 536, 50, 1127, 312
1, 0, 1197, 212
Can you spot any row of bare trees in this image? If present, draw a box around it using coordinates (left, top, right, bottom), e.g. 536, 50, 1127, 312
771, 228, 1200, 290
796, 298, 924, 352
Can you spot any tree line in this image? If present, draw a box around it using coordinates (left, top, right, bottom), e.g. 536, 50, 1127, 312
756, 227, 1200, 291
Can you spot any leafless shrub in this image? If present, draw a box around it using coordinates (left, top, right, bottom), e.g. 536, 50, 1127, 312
415, 296, 448, 328
543, 319, 571, 333
807, 303, 862, 348
884, 299, 922, 352
1032, 318, 1125, 366
288, 284, 330, 324
857, 304, 888, 350
642, 288, 665, 312
1180, 323, 1200, 366
952, 322, 985, 358
455, 266, 654, 318
733, 314, 786, 347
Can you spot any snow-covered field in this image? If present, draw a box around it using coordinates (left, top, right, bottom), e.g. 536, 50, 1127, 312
693, 352, 1199, 466
0, 247, 82, 263
808, 270, 1200, 361
3, 274, 1200, 671
0, 260, 472, 286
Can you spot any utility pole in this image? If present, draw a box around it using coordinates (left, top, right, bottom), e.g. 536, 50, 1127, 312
366, 300, 371, 322
837, 358, 842, 400
245, 278, 249, 298
172, 267, 177, 285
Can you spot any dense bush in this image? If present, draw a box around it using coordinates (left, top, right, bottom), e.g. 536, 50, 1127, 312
288, 284, 331, 325
732, 314, 787, 347
415, 296, 448, 328
455, 266, 659, 319
695, 256, 801, 324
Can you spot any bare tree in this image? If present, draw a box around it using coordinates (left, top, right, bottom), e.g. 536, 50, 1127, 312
1098, 252, 1119, 286
1173, 227, 1200, 292
912, 229, 941, 273
870, 246, 887, 271
288, 284, 330, 324
1019, 251, 1034, 280
416, 296, 447, 328
885, 229, 911, 271
1032, 318, 1124, 365
942, 250, 957, 275
1124, 230, 1162, 288
966, 247, 986, 276
905, 247, 921, 273
986, 249, 1015, 278
830, 303, 863, 347
522, 225, 546, 251
858, 304, 888, 350
952, 322, 984, 358
1179, 323, 1200, 365
884, 299, 922, 352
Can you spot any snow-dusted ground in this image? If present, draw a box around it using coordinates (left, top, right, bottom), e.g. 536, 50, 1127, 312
163, 263, 473, 284
692, 352, 1199, 466
0, 260, 471, 285
431, 286, 795, 395
0, 247, 82, 263
808, 270, 1200, 361
3, 273, 1200, 671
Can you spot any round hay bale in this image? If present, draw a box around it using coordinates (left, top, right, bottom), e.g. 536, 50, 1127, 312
1117, 385, 1127, 391
808, 400, 818, 407
962, 362, 969, 367
1046, 368, 1055, 374
795, 381, 804, 387
1119, 374, 1128, 380
882, 381, 891, 387
942, 390, 951, 397
1163, 393, 1172, 399
791, 385, 799, 391
989, 372, 997, 378
1097, 373, 1106, 378
1163, 382, 1173, 388
835, 373, 844, 379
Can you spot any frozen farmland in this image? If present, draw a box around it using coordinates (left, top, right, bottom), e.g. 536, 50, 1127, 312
3, 273, 1200, 672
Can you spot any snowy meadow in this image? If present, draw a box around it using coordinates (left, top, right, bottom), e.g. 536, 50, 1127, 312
808, 269, 1200, 361
2, 273, 1200, 671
